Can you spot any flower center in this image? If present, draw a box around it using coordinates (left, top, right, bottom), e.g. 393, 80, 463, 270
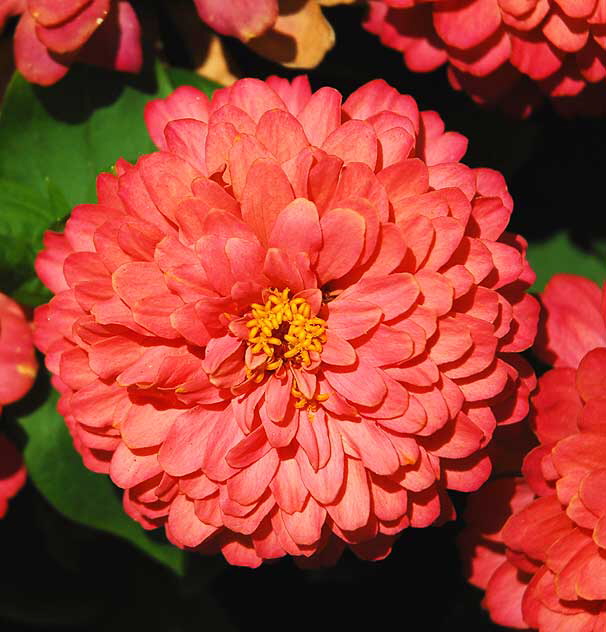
246, 289, 327, 370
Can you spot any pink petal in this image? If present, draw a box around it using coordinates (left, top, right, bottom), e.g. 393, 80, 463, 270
268, 198, 321, 259
269, 458, 308, 514
326, 300, 382, 339
298, 87, 342, 147
295, 408, 331, 472
338, 419, 400, 476
281, 497, 326, 546
324, 359, 387, 407
330, 162, 389, 221
138, 152, 203, 223
158, 407, 221, 477
322, 120, 378, 169
315, 208, 366, 285
325, 457, 371, 532
259, 402, 298, 449
263, 248, 315, 294
354, 324, 414, 366
168, 493, 217, 548
193, 0, 277, 40
483, 560, 530, 629
321, 330, 356, 366
433, 0, 502, 50
423, 412, 485, 459
14, 12, 70, 86
109, 442, 162, 489
35, 0, 109, 54
226, 425, 271, 469
265, 372, 293, 423
576, 348, 606, 402
144, 86, 210, 150
377, 158, 429, 200
296, 421, 345, 504
29, 1, 89, 26
164, 119, 208, 175
338, 273, 420, 320
240, 159, 294, 246
509, 31, 564, 80
226, 449, 279, 506
224, 78, 286, 123
256, 109, 309, 163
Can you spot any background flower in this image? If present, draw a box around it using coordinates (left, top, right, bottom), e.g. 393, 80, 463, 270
460, 274, 606, 630
34, 75, 537, 567
2, 0, 142, 85
364, 0, 606, 116
0, 292, 37, 517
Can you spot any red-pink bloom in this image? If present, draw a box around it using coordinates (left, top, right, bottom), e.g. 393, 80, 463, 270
461, 274, 606, 630
0, 293, 37, 517
1, 0, 142, 86
364, 0, 606, 116
34, 76, 538, 567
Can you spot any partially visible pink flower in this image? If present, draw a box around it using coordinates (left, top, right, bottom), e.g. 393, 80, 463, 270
190, 0, 345, 69
460, 274, 606, 630
35, 76, 537, 567
0, 292, 37, 517
535, 273, 606, 368
364, 0, 606, 116
0, 293, 37, 406
459, 477, 535, 629
8, 0, 142, 86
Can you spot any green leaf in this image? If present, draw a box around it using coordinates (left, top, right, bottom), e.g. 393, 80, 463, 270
0, 178, 65, 295
527, 231, 606, 293
17, 387, 185, 575
0, 67, 156, 206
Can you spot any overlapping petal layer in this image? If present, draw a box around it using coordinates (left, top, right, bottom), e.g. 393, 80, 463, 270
34, 76, 538, 567
461, 274, 606, 629
10, 0, 142, 85
364, 0, 606, 115
0, 293, 37, 516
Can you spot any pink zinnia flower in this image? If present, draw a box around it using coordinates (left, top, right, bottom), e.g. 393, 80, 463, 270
2, 0, 142, 86
0, 293, 37, 517
364, 0, 606, 116
460, 274, 606, 630
34, 76, 538, 567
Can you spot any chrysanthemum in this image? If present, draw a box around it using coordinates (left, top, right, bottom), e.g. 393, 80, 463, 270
461, 274, 606, 630
3, 0, 142, 86
34, 76, 538, 567
364, 0, 606, 116
0, 293, 37, 516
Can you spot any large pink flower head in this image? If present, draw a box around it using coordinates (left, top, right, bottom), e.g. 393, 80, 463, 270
2, 0, 142, 86
460, 274, 606, 630
34, 76, 538, 567
364, 0, 606, 116
0, 293, 37, 517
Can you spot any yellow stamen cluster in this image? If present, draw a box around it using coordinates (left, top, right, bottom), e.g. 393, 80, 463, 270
246, 289, 327, 368
291, 384, 330, 411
